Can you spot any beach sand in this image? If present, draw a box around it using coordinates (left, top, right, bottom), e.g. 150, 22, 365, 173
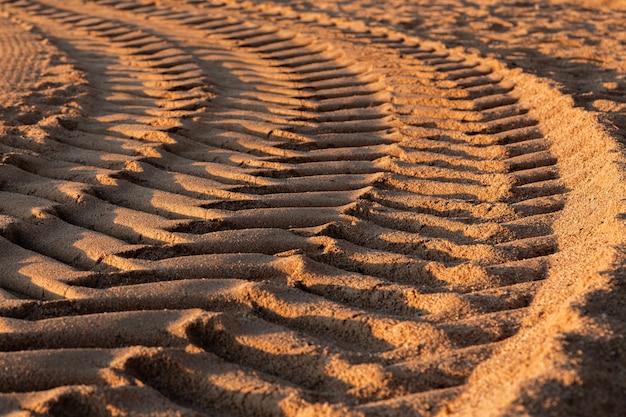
0, 0, 624, 415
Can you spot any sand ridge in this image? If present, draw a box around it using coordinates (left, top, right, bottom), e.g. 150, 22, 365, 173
0, 0, 624, 416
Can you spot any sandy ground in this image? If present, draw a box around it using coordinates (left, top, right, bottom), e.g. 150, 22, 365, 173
0, 0, 624, 416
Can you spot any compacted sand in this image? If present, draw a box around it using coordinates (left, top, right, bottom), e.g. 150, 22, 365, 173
0, 0, 625, 416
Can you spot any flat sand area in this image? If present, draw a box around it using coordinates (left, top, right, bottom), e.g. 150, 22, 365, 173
0, 0, 625, 415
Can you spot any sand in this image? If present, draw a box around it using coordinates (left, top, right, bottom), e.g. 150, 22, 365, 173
0, 0, 624, 415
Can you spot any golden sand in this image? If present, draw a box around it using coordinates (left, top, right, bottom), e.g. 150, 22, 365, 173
0, 0, 624, 415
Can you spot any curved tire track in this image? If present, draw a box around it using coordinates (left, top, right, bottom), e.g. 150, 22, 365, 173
0, 0, 621, 416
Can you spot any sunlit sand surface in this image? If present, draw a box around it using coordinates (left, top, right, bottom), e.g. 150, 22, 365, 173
0, 0, 624, 415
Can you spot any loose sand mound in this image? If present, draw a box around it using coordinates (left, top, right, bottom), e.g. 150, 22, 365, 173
0, 0, 624, 416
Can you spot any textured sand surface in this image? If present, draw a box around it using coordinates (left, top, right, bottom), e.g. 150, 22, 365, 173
0, 0, 624, 416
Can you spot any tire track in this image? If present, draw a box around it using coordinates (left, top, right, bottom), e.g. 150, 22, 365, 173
0, 0, 574, 416
0, 13, 50, 110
